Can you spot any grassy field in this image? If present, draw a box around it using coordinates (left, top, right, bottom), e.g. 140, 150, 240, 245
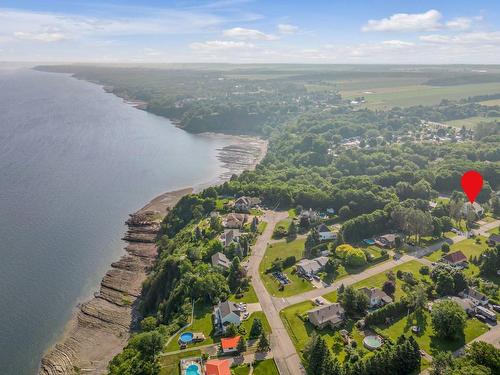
375, 310, 489, 355
445, 116, 500, 129
341, 82, 500, 110
159, 349, 201, 375
480, 98, 500, 106
259, 238, 315, 297
323, 260, 427, 303
253, 359, 280, 375
229, 284, 259, 304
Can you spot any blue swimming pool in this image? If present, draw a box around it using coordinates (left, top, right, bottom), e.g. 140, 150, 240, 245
180, 332, 194, 343
186, 364, 201, 375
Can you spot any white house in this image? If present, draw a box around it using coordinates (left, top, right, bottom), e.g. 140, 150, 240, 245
359, 287, 393, 308
214, 301, 241, 333
317, 223, 336, 241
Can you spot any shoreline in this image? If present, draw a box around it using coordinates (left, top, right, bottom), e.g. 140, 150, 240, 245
39, 135, 267, 375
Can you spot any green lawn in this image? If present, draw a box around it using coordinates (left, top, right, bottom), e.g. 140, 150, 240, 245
165, 303, 215, 352
159, 349, 201, 375
323, 260, 427, 303
253, 359, 280, 375
487, 226, 500, 235
259, 238, 315, 297
280, 301, 365, 362
425, 237, 488, 265
376, 310, 489, 355
229, 284, 259, 304
240, 311, 272, 340
232, 364, 251, 375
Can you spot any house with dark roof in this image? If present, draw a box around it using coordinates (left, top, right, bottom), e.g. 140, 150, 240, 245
296, 256, 329, 276
461, 287, 489, 306
211, 252, 231, 270
220, 229, 241, 247
307, 303, 345, 329
317, 223, 336, 241
359, 287, 393, 308
214, 301, 241, 333
441, 250, 468, 267
375, 234, 398, 248
488, 234, 500, 247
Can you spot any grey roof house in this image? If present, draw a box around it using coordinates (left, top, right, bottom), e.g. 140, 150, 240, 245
308, 303, 345, 329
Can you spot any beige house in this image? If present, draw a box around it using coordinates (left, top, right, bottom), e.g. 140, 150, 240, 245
307, 303, 345, 329
223, 213, 248, 229
359, 287, 392, 308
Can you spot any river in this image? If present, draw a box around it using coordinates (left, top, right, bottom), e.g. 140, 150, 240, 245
0, 67, 242, 374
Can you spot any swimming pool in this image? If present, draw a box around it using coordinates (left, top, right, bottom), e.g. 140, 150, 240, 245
185, 364, 201, 375
363, 335, 383, 350
180, 332, 194, 343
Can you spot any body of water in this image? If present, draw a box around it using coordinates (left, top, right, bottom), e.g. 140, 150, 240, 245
0, 68, 234, 374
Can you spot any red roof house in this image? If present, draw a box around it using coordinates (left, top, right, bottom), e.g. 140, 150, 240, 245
205, 359, 231, 375
441, 250, 468, 265
221, 336, 240, 354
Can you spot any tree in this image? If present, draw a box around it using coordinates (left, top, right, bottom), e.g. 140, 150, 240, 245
225, 323, 238, 337
339, 205, 351, 220
257, 332, 270, 352
304, 229, 320, 258
430, 351, 454, 375
339, 286, 368, 316
431, 300, 467, 339
288, 221, 297, 239
251, 216, 259, 232
491, 195, 500, 217
249, 318, 263, 339
382, 280, 396, 296
442, 243, 450, 253
465, 342, 500, 374
236, 336, 247, 353
480, 247, 500, 276
140, 316, 157, 332
305, 335, 328, 375
322, 354, 342, 375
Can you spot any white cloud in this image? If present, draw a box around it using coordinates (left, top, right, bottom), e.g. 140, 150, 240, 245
190, 40, 255, 51
222, 27, 277, 40
14, 31, 67, 42
420, 32, 500, 44
445, 17, 472, 31
362, 9, 442, 32
278, 23, 298, 35
381, 40, 415, 47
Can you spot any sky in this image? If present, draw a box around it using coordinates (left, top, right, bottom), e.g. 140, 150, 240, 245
0, 0, 499, 64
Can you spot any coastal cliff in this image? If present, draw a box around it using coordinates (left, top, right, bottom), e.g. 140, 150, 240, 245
39, 137, 267, 375
39, 189, 191, 375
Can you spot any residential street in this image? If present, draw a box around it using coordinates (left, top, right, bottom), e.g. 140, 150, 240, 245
248, 210, 307, 375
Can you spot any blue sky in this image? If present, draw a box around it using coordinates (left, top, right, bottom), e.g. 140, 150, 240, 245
0, 0, 499, 63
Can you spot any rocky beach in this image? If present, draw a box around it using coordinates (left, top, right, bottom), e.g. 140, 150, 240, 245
39, 137, 267, 375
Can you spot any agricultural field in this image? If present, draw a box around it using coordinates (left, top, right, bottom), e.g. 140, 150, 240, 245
341, 82, 500, 110
445, 116, 500, 129
480, 98, 500, 106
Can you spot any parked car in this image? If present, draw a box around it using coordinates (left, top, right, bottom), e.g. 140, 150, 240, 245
476, 314, 487, 323
315, 298, 324, 306
492, 305, 500, 313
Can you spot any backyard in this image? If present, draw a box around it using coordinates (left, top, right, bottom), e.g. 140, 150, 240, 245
375, 310, 489, 355
159, 349, 201, 375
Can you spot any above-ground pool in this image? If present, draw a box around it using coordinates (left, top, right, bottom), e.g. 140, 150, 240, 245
363, 335, 383, 350
185, 364, 201, 375
180, 332, 194, 344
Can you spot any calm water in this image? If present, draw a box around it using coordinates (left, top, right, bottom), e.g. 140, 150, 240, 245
0, 68, 234, 374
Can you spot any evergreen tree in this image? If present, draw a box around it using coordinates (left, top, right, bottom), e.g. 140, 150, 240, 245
322, 355, 342, 375
249, 318, 263, 339
236, 336, 247, 354
257, 332, 270, 352
307, 336, 328, 375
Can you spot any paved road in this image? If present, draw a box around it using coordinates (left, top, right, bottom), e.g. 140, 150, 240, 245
248, 210, 306, 375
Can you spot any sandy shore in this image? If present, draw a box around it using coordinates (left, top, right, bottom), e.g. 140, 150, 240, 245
39, 136, 267, 375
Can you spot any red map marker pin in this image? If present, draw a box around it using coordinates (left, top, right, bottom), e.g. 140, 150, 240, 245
461, 170, 483, 203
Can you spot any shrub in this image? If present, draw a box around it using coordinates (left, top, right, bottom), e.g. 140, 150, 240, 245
441, 243, 450, 253
419, 266, 430, 275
